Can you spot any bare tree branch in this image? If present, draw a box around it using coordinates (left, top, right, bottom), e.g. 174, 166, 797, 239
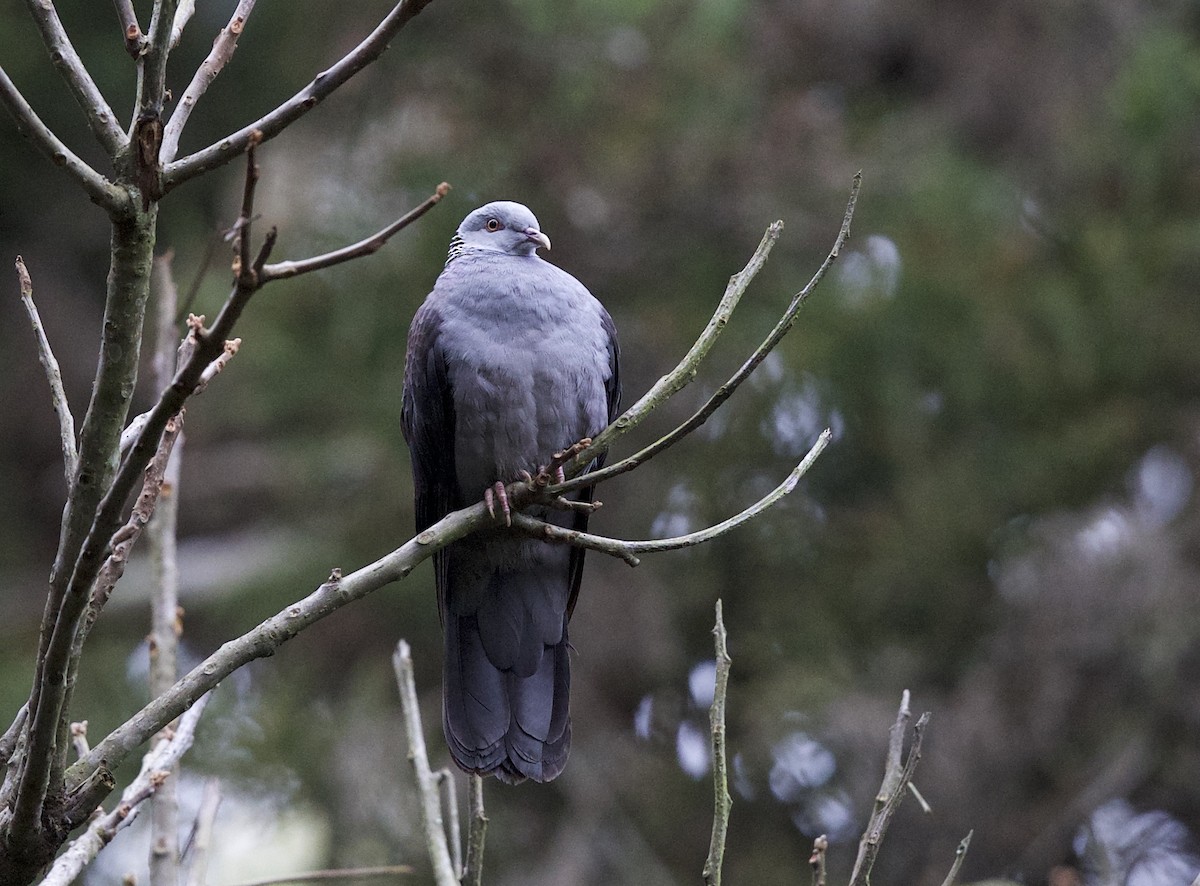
0, 68, 126, 212
702, 600, 733, 886
182, 779, 221, 886
169, 0, 197, 50
15, 257, 77, 486
558, 172, 861, 493
260, 183, 453, 282
148, 258, 184, 886
163, 0, 436, 192
809, 835, 829, 886
161, 0, 259, 165
463, 775, 487, 886
849, 695, 932, 886
393, 641, 458, 886
434, 770, 462, 877
0, 706, 28, 770
939, 831, 974, 886
38, 693, 211, 886
21, 0, 126, 157
112, 0, 146, 57
512, 428, 832, 566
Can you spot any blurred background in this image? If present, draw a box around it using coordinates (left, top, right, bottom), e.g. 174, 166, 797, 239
2, 0, 1199, 883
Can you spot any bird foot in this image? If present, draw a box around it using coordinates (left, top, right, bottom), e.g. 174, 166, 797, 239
534, 437, 593, 486
483, 481, 511, 526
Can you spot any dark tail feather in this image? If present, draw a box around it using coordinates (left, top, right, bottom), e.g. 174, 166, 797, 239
442, 609, 572, 784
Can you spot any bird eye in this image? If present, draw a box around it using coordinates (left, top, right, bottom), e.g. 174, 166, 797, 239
485, 218, 502, 232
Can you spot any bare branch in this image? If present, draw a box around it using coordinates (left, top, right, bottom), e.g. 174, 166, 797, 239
0, 67, 126, 212
112, 0, 146, 57
702, 600, 733, 886
0, 705, 29, 769
38, 692, 211, 886
169, 0, 197, 50
809, 835, 829, 886
182, 779, 221, 886
163, 0, 436, 192
15, 256, 77, 485
70, 721, 89, 760
463, 775, 487, 886
558, 173, 861, 494
161, 0, 259, 165
849, 697, 932, 886
21, 0, 126, 157
512, 429, 832, 567
939, 831, 974, 886
556, 220, 783, 482
393, 641, 458, 886
435, 770, 462, 877
260, 182, 453, 282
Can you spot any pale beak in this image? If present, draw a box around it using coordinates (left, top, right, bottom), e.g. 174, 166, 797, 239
524, 227, 551, 251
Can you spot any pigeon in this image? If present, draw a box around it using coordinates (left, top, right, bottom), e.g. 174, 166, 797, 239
401, 201, 621, 783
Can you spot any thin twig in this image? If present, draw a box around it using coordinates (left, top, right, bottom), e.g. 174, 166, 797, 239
0, 704, 28, 768
161, 0, 259, 164
557, 173, 860, 494
939, 831, 973, 886
112, 0, 146, 56
261, 184, 451, 281
149, 258, 184, 886
16, 256, 78, 485
513, 428, 832, 566
229, 866, 416, 886
0, 68, 125, 212
39, 693, 211, 886
70, 721, 90, 759
702, 600, 733, 886
558, 220, 783, 482
848, 697, 932, 886
183, 779, 222, 886
392, 641, 458, 886
435, 770, 462, 877
809, 835, 829, 886
164, 0, 436, 192
462, 774, 487, 886
21, 0, 126, 156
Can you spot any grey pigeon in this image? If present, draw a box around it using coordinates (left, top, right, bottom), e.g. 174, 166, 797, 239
401, 201, 620, 783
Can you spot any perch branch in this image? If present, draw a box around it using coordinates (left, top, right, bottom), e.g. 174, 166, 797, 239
39, 692, 211, 886
21, 0, 126, 157
163, 0, 436, 192
393, 641, 458, 886
261, 183, 452, 281
848, 695, 932, 886
0, 705, 29, 769
69, 722, 89, 760
161, 0, 259, 165
0, 67, 125, 212
463, 774, 487, 886
15, 256, 77, 485
112, 0, 146, 57
557, 172, 860, 494
939, 831, 973, 886
512, 429, 831, 567
702, 600, 733, 886
557, 220, 783, 481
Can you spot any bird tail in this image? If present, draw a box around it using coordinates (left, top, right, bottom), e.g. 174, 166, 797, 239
441, 571, 572, 784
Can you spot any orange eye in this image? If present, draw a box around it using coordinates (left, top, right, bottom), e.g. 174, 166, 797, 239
485, 218, 502, 232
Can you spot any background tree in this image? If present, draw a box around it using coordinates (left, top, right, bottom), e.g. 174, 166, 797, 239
2, 1, 1199, 884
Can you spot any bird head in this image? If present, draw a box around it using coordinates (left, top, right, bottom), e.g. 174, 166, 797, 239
455, 201, 552, 257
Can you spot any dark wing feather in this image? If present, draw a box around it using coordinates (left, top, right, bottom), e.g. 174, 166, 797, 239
401, 300, 459, 618
566, 307, 622, 619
